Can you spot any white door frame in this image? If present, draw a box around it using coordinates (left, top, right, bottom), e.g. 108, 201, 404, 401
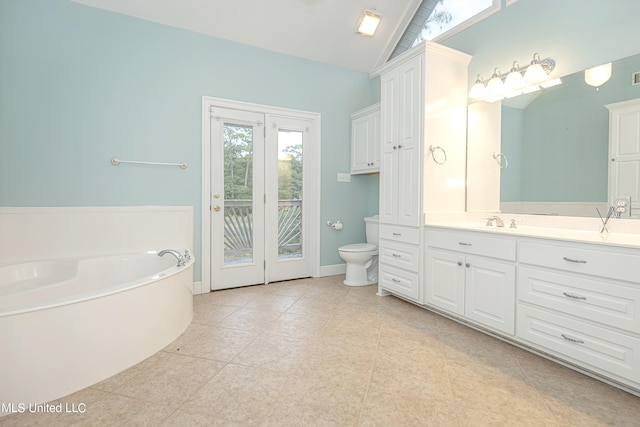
201, 96, 321, 291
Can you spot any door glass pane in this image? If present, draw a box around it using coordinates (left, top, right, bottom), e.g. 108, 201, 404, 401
223, 123, 254, 265
277, 129, 303, 259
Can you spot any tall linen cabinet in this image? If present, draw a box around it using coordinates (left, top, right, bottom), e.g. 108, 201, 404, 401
374, 41, 471, 302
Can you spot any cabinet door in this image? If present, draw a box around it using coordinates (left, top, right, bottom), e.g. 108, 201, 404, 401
465, 256, 516, 335
396, 56, 423, 227
379, 69, 399, 224
351, 115, 372, 173
369, 112, 381, 169
425, 249, 465, 316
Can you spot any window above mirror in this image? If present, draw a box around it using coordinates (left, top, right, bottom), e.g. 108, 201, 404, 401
390, 0, 500, 61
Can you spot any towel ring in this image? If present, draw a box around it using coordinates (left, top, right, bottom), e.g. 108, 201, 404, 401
429, 145, 447, 165
492, 152, 508, 169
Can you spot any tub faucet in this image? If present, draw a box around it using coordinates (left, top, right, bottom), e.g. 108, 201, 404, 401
158, 249, 186, 267
485, 216, 505, 227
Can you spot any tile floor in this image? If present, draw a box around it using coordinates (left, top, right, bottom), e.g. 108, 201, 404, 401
2, 275, 639, 426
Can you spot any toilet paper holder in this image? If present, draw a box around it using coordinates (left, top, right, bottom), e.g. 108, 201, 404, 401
326, 220, 343, 230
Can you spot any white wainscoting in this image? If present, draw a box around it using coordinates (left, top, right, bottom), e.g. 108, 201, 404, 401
0, 205, 193, 269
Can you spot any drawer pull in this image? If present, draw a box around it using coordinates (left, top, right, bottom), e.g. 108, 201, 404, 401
562, 292, 587, 301
392, 232, 402, 236
391, 253, 402, 258
563, 257, 587, 264
458, 242, 472, 246
391, 278, 401, 283
561, 334, 585, 344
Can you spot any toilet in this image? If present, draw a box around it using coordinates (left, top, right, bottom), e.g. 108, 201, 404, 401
338, 216, 379, 286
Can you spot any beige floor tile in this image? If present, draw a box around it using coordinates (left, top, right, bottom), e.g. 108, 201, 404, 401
369, 353, 452, 399
191, 303, 240, 326
215, 306, 283, 332
447, 359, 554, 423
243, 293, 300, 311
360, 390, 460, 427
111, 352, 226, 406
263, 311, 330, 339
174, 326, 257, 362
264, 374, 366, 426
232, 332, 308, 372
180, 363, 290, 424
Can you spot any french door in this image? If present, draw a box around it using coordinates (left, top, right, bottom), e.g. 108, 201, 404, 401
208, 105, 315, 290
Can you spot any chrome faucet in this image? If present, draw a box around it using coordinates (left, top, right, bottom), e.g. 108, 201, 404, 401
158, 249, 186, 267
485, 216, 505, 227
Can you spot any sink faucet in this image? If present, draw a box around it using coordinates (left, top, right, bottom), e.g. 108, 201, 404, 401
485, 216, 505, 227
158, 249, 186, 267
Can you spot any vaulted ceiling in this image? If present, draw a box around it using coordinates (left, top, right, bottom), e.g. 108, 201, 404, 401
72, 0, 423, 73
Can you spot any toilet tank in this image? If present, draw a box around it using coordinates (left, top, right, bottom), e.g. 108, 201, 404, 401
364, 215, 379, 244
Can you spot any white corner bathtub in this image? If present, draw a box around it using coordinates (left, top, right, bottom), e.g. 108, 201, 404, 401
0, 252, 194, 409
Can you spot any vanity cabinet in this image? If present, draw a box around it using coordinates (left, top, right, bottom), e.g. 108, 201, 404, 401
425, 229, 516, 335
516, 238, 640, 387
374, 41, 471, 301
350, 103, 380, 174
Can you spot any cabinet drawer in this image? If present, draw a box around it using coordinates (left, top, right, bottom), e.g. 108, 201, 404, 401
379, 240, 419, 272
519, 242, 640, 283
379, 224, 420, 245
517, 305, 640, 384
379, 265, 420, 302
427, 230, 516, 261
518, 267, 640, 333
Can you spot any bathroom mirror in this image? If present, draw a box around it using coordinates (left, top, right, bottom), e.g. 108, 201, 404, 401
474, 52, 640, 218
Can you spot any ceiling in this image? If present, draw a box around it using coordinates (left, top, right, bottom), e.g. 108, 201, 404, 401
72, 0, 422, 73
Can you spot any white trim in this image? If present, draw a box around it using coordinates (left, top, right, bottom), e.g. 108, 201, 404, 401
192, 281, 205, 295
201, 96, 321, 292
318, 263, 347, 277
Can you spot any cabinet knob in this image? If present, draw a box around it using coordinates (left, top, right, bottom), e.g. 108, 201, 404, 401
393, 145, 397, 150
398, 144, 402, 149
465, 263, 470, 268
457, 261, 462, 266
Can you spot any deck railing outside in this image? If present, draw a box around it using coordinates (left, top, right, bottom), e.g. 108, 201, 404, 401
224, 199, 302, 261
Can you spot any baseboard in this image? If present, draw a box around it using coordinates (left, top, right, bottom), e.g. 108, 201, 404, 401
318, 263, 346, 277
192, 281, 206, 295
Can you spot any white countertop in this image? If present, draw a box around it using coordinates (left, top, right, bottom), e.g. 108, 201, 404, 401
426, 221, 640, 249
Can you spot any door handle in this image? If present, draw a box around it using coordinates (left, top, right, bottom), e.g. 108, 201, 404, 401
213, 205, 221, 212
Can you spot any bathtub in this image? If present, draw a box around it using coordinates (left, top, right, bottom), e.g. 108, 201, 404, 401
0, 251, 194, 410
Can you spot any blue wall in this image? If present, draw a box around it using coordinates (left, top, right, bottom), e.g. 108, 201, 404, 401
0, 0, 380, 277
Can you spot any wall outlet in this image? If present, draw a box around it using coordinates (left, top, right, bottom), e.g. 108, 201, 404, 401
613, 196, 631, 217
337, 173, 351, 183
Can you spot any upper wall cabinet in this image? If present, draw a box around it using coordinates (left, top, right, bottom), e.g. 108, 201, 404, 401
375, 41, 472, 226
350, 103, 381, 174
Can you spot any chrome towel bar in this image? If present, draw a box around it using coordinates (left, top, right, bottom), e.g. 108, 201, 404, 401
111, 157, 188, 169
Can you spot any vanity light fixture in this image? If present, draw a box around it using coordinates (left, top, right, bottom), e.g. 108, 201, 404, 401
584, 62, 612, 88
357, 10, 382, 36
468, 53, 558, 102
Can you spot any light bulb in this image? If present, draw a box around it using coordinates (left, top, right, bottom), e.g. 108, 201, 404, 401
468, 75, 488, 99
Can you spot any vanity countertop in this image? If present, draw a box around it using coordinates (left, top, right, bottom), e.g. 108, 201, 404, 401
426, 222, 640, 249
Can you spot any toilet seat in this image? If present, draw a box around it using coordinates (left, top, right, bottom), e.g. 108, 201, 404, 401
339, 243, 377, 252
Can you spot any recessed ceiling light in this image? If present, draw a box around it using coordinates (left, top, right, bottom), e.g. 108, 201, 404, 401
357, 10, 381, 37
